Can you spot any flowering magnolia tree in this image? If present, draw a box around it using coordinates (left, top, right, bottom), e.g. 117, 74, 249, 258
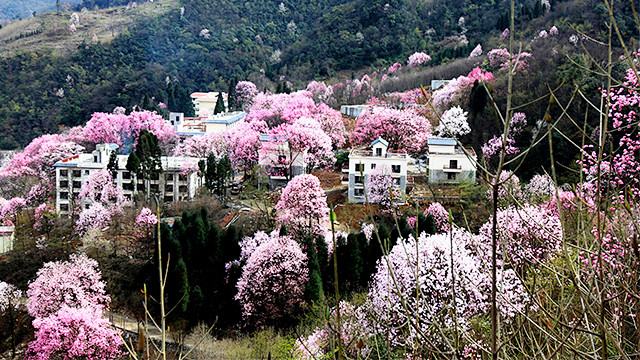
469, 44, 483, 58
476, 204, 562, 269
525, 173, 557, 203
226, 121, 265, 172
83, 110, 176, 153
235, 233, 309, 328
432, 67, 495, 110
368, 231, 530, 355
173, 131, 227, 158
0, 281, 21, 312
34, 203, 56, 232
488, 48, 532, 72
424, 202, 450, 233
436, 106, 471, 138
0, 197, 26, 224
27, 253, 110, 319
78, 169, 127, 208
76, 203, 112, 236
275, 174, 329, 227
134, 207, 158, 238
407, 52, 432, 67
366, 165, 399, 212
235, 81, 259, 108
349, 107, 431, 154
26, 306, 123, 360
267, 117, 335, 171
482, 112, 527, 161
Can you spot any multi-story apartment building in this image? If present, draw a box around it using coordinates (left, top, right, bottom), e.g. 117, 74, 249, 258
344, 138, 409, 203
258, 134, 306, 181
426, 137, 477, 184
53, 144, 203, 214
190, 92, 228, 117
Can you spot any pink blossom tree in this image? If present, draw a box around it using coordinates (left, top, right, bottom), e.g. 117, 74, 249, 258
482, 112, 527, 161
487, 48, 532, 72
76, 203, 112, 236
366, 165, 398, 211
34, 203, 56, 233
0, 281, 21, 313
349, 107, 432, 154
26, 306, 123, 360
134, 207, 158, 238
407, 52, 432, 67
424, 202, 450, 233
0, 197, 27, 225
267, 117, 335, 172
173, 131, 227, 158
235, 233, 309, 328
525, 174, 556, 202
226, 121, 264, 172
469, 44, 483, 58
83, 110, 177, 153
275, 174, 329, 227
26, 253, 110, 319
368, 231, 531, 354
432, 67, 494, 110
77, 169, 127, 209
236, 81, 259, 108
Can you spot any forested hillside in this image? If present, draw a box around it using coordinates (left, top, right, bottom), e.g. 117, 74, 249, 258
0, 0, 636, 148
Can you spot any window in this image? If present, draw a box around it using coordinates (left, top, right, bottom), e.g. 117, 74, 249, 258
178, 174, 187, 182
123, 183, 133, 191
392, 165, 401, 173
60, 170, 68, 177
137, 184, 145, 191
124, 194, 131, 201
376, 148, 382, 156
72, 181, 81, 189
166, 185, 174, 192
179, 185, 188, 193
355, 163, 364, 172
59, 180, 69, 188
151, 173, 160, 180
449, 160, 458, 169
123, 172, 131, 180
371, 163, 377, 170
354, 175, 363, 184
393, 177, 401, 185
60, 192, 68, 200
72, 170, 81, 178
84, 170, 90, 175
166, 174, 174, 182
93, 155, 99, 163
60, 204, 69, 212
164, 196, 174, 202
354, 188, 364, 197
150, 184, 160, 192
448, 173, 457, 180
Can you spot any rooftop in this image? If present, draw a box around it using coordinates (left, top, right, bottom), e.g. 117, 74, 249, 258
427, 138, 457, 146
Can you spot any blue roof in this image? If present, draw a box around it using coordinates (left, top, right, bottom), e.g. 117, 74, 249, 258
260, 134, 287, 142
371, 137, 389, 147
105, 143, 119, 150
203, 112, 247, 125
427, 138, 456, 146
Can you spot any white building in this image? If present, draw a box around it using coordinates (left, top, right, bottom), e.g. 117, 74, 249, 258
344, 138, 409, 203
258, 134, 306, 181
340, 105, 370, 118
53, 144, 203, 214
169, 111, 246, 137
0, 226, 14, 254
426, 137, 476, 184
191, 92, 228, 117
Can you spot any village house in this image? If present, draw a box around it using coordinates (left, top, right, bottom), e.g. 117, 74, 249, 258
190, 91, 228, 117
426, 137, 477, 184
169, 111, 246, 137
53, 144, 203, 214
344, 138, 409, 203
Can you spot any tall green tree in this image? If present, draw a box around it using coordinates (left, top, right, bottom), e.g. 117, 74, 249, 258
227, 78, 238, 111
204, 154, 232, 198
214, 92, 226, 115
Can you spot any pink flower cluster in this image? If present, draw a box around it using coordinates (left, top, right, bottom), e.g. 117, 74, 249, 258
275, 174, 329, 226
482, 112, 527, 160
407, 52, 432, 67
0, 281, 22, 312
388, 62, 402, 73
488, 48, 532, 72
424, 202, 449, 233
235, 81, 259, 106
432, 67, 494, 110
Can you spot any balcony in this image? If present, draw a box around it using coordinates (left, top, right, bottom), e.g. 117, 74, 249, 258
443, 164, 463, 173
350, 150, 408, 159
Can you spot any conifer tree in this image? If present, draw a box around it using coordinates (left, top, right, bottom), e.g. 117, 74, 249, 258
227, 79, 238, 111
214, 92, 226, 114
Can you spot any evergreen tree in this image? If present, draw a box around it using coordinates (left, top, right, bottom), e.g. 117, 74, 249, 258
170, 258, 190, 315
106, 150, 119, 178
302, 234, 325, 303
133, 130, 163, 182
204, 154, 232, 198
214, 92, 226, 114
227, 78, 238, 111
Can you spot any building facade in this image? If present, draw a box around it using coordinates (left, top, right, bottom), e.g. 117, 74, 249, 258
53, 144, 202, 214
345, 138, 409, 203
426, 138, 477, 184
169, 111, 246, 137
258, 134, 306, 181
190, 92, 228, 117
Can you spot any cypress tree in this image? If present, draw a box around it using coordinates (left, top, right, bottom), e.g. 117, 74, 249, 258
227, 78, 238, 111
303, 234, 325, 303
170, 258, 190, 315
107, 150, 118, 178
214, 92, 226, 114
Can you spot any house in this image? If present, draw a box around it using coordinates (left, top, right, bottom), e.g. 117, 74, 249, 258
426, 137, 476, 184
169, 111, 246, 137
0, 225, 14, 254
340, 105, 370, 118
191, 92, 228, 117
258, 134, 306, 181
344, 138, 409, 203
431, 79, 452, 91
53, 144, 203, 214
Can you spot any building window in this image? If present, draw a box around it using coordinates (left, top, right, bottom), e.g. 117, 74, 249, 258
166, 185, 174, 193
355, 163, 364, 172
354, 175, 363, 184
151, 173, 160, 181
150, 184, 160, 192
166, 174, 174, 182
449, 160, 458, 169
60, 192, 69, 200
84, 170, 90, 175
371, 163, 377, 170
178, 174, 187, 182
392, 165, 401, 173
393, 177, 401, 185
164, 196, 174, 202
179, 185, 188, 193
137, 184, 145, 191
123, 171, 131, 180
448, 173, 457, 180
123, 183, 133, 191
72, 181, 81, 189
60, 170, 68, 177
60, 204, 69, 212
124, 194, 131, 201
59, 180, 69, 188
72, 170, 81, 178
376, 148, 382, 156
354, 188, 364, 197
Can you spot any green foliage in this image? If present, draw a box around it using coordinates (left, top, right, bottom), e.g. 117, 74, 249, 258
204, 154, 232, 197
214, 92, 226, 114
133, 130, 163, 181
106, 151, 118, 178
